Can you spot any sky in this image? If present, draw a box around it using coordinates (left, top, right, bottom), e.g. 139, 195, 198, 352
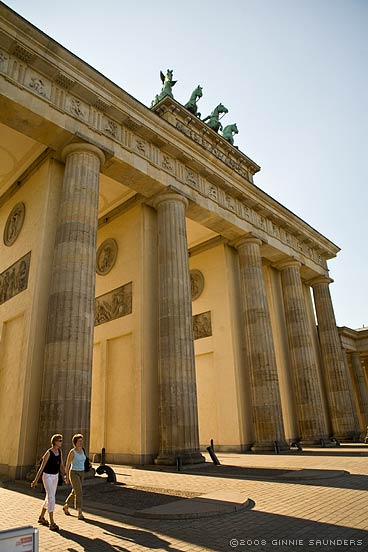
4, 0, 367, 328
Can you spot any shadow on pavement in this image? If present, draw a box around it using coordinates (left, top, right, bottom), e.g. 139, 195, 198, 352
97, 507, 368, 552
61, 521, 183, 551
128, 464, 368, 491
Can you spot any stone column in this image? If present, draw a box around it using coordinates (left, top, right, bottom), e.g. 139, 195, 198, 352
341, 349, 361, 435
37, 143, 105, 456
235, 237, 287, 451
278, 261, 328, 443
311, 277, 356, 439
350, 351, 368, 430
153, 191, 204, 465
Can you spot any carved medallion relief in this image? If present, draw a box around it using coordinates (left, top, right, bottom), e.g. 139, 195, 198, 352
94, 282, 132, 326
3, 202, 25, 246
190, 269, 205, 301
96, 238, 118, 275
0, 252, 31, 305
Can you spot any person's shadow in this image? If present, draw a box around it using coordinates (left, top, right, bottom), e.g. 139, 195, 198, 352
62, 518, 183, 552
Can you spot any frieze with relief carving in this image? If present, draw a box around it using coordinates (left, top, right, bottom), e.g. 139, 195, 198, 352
3, 202, 25, 246
28, 76, 46, 97
69, 97, 85, 118
96, 238, 118, 275
104, 119, 118, 138
190, 269, 205, 301
0, 44, 331, 268
175, 122, 250, 180
193, 311, 212, 340
94, 282, 132, 326
0, 251, 31, 305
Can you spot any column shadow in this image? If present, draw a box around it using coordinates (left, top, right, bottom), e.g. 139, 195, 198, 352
61, 523, 184, 552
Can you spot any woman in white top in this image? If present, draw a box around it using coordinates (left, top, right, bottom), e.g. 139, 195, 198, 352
63, 433, 89, 520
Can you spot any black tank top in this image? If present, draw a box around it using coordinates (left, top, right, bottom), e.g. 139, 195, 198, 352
43, 449, 61, 474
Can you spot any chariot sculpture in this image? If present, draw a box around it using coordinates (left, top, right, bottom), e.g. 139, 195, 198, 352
151, 69, 177, 107
150, 70, 239, 146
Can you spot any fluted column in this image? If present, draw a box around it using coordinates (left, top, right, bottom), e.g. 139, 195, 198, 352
350, 351, 368, 429
153, 192, 204, 465
311, 277, 356, 439
37, 143, 105, 456
341, 349, 361, 435
235, 237, 287, 451
278, 260, 328, 443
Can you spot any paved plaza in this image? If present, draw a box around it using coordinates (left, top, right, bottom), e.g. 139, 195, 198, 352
1, 446, 368, 552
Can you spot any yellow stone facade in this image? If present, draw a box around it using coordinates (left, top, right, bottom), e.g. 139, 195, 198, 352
1, 5, 365, 478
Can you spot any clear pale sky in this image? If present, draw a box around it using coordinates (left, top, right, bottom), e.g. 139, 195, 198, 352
4, 0, 367, 328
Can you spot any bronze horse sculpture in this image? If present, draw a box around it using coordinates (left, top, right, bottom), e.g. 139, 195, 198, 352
202, 103, 228, 133
184, 85, 203, 118
222, 123, 239, 146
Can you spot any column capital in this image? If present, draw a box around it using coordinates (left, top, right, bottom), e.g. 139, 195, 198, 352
61, 142, 105, 165
151, 191, 188, 210
231, 234, 262, 249
309, 275, 334, 287
275, 259, 301, 271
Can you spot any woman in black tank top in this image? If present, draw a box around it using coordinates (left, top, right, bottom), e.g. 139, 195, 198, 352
31, 433, 66, 531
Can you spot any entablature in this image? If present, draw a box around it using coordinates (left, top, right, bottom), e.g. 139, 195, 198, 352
0, 4, 340, 272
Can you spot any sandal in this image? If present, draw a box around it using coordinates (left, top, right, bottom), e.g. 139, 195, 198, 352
38, 517, 49, 526
62, 505, 71, 516
49, 523, 59, 532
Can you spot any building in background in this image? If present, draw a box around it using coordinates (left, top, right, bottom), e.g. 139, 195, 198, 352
0, 4, 365, 479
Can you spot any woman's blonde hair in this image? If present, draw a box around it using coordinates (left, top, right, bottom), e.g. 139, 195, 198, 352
51, 433, 63, 446
72, 433, 84, 446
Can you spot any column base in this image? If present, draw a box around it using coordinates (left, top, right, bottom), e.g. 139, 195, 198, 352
154, 451, 205, 466
300, 435, 329, 446
251, 441, 289, 453
332, 431, 356, 442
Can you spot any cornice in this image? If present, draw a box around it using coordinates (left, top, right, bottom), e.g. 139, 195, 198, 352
0, 4, 340, 268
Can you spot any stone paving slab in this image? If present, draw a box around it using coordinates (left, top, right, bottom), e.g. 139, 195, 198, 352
1, 445, 368, 551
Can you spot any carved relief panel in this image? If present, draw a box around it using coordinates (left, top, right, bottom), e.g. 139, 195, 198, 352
0, 251, 31, 305
193, 311, 212, 340
94, 282, 132, 326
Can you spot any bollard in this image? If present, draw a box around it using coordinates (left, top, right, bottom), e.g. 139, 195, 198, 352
176, 456, 182, 471
206, 445, 220, 465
